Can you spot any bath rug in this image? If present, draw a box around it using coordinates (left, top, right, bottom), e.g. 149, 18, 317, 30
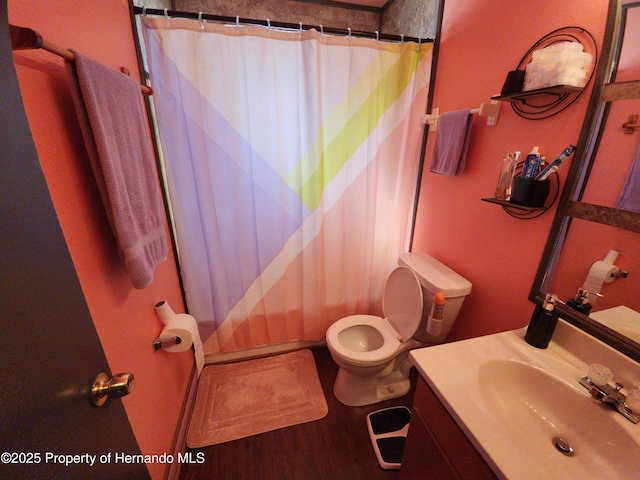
187, 349, 328, 447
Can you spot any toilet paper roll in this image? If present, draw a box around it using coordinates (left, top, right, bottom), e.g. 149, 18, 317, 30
582, 261, 620, 305
155, 300, 177, 326
158, 314, 198, 353
154, 301, 205, 375
604, 250, 620, 265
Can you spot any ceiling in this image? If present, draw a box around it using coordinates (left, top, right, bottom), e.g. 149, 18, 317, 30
334, 0, 390, 8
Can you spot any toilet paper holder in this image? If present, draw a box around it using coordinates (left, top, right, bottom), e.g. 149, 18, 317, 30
610, 269, 628, 280
152, 335, 182, 352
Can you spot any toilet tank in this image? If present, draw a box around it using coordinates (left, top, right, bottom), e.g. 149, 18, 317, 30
398, 252, 472, 344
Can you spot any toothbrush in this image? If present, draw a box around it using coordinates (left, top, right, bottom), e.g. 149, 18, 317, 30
535, 145, 576, 180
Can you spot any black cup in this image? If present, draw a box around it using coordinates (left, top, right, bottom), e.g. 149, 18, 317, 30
510, 177, 550, 207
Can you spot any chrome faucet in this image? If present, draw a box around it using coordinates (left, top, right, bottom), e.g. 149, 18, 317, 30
580, 364, 640, 424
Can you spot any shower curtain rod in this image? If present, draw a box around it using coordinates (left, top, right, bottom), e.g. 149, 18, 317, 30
134, 6, 433, 45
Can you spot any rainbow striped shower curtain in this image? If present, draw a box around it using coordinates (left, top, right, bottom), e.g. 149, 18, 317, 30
141, 17, 432, 354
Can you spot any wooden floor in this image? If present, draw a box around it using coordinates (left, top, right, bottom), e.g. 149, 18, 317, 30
179, 346, 418, 480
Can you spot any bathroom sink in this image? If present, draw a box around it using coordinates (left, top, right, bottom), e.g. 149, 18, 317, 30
409, 320, 640, 479
479, 360, 638, 478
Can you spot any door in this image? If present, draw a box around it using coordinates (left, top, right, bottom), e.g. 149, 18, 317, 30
0, 3, 149, 479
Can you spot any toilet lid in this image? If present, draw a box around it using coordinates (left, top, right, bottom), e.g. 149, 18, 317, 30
382, 267, 424, 341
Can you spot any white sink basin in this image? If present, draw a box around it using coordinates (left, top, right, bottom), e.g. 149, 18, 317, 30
410, 320, 640, 479
479, 360, 638, 478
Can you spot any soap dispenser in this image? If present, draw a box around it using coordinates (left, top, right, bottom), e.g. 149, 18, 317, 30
566, 288, 593, 315
525, 293, 559, 349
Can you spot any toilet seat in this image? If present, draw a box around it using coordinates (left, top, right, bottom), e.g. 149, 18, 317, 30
326, 315, 400, 366
383, 267, 424, 341
326, 267, 423, 366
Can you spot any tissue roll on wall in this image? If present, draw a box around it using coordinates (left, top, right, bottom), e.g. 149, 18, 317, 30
154, 300, 205, 374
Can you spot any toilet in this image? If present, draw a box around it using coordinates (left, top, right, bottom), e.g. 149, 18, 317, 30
326, 252, 472, 406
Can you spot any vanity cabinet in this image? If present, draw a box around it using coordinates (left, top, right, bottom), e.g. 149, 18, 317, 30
399, 376, 498, 480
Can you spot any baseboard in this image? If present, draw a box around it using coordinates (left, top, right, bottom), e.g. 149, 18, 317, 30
203, 339, 326, 365
164, 363, 199, 480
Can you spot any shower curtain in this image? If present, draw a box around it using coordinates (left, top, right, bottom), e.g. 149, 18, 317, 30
141, 16, 432, 354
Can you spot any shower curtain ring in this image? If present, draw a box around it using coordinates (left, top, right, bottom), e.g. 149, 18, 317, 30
348, 28, 351, 39
320, 25, 324, 36
299, 22, 303, 36
142, 6, 147, 17
236, 15, 240, 27
199, 12, 205, 30
400, 34, 404, 43
164, 8, 170, 25
375, 31, 379, 42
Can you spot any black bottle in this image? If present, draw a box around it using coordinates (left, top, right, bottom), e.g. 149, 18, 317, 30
525, 293, 559, 349
566, 288, 593, 315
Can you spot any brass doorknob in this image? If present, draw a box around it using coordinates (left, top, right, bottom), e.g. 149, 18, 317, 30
91, 372, 134, 407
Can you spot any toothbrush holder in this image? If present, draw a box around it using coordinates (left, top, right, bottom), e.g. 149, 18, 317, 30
510, 177, 550, 208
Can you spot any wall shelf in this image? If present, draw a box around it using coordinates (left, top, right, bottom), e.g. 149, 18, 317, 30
495, 27, 596, 120
481, 197, 547, 211
492, 84, 584, 103
482, 166, 559, 219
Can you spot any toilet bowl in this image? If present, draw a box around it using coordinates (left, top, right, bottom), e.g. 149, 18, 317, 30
326, 252, 472, 406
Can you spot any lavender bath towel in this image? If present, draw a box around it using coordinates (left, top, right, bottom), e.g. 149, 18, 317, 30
615, 143, 640, 213
66, 50, 167, 288
430, 109, 472, 176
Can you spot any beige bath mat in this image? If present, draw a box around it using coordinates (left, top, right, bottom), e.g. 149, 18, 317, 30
187, 349, 328, 447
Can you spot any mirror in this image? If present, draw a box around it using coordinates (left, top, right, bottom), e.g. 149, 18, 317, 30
531, 0, 640, 362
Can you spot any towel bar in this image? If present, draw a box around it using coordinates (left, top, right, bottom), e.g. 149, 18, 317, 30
9, 24, 153, 96
423, 99, 501, 131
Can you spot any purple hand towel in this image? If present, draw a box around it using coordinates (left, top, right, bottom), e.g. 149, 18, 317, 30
430, 109, 472, 176
65, 50, 167, 288
615, 142, 640, 213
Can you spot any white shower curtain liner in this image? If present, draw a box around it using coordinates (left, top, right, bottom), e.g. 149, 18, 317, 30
141, 16, 432, 354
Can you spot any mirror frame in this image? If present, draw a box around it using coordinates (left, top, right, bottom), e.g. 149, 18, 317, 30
530, 0, 640, 363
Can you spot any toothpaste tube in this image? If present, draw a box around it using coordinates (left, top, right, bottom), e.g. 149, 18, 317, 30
521, 146, 541, 178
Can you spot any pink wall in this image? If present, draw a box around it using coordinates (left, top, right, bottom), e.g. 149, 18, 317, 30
9, 1, 192, 478
412, 0, 610, 341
